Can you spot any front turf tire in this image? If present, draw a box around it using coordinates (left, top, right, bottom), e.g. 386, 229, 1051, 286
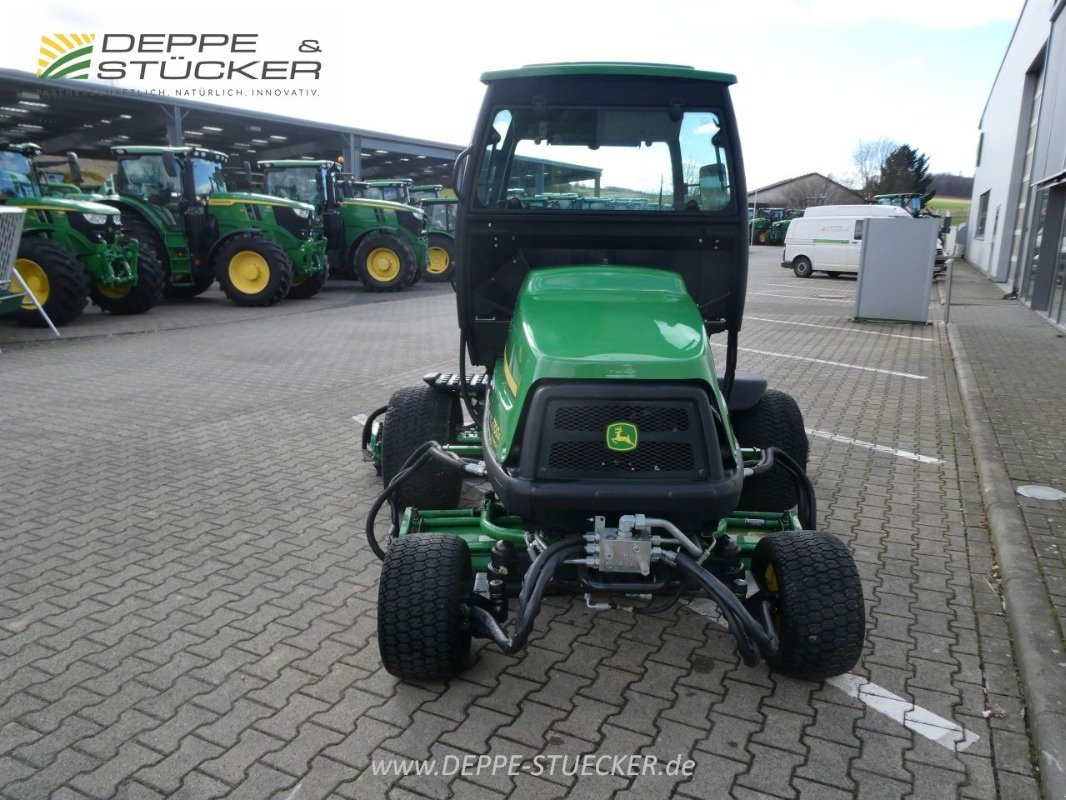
14, 238, 88, 327
381, 385, 463, 511
378, 533, 473, 682
752, 531, 865, 679
214, 235, 292, 307
731, 389, 809, 512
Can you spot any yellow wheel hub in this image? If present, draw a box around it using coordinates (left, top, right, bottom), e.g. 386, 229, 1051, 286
16, 259, 49, 309
228, 250, 271, 295
426, 246, 450, 275
97, 282, 132, 299
291, 273, 307, 287
366, 247, 401, 283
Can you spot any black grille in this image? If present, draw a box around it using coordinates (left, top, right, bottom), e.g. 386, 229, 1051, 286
526, 392, 711, 481
554, 405, 689, 433
548, 440, 695, 473
396, 210, 424, 236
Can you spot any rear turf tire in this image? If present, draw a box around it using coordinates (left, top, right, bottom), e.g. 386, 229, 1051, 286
14, 238, 88, 327
751, 531, 865, 679
381, 385, 463, 511
378, 533, 473, 682
731, 389, 808, 512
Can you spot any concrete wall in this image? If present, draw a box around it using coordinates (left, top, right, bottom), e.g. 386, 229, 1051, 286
968, 1, 1052, 280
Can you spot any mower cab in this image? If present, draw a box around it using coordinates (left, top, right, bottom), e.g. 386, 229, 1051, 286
366, 63, 864, 684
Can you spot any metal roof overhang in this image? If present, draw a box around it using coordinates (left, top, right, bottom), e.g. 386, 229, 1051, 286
0, 68, 464, 182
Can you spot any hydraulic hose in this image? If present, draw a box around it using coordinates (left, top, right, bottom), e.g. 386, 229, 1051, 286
469, 542, 587, 653
364, 441, 465, 561
768, 447, 818, 530
360, 404, 388, 451
668, 551, 779, 664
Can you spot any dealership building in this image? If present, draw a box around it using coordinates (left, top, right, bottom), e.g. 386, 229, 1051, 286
969, 0, 1066, 329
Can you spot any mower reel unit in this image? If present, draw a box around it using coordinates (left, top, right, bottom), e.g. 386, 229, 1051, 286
364, 63, 865, 683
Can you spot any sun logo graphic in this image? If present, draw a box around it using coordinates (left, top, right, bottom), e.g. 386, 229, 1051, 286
37, 34, 96, 80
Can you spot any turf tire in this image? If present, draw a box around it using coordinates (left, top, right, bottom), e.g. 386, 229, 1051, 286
731, 389, 809, 512
378, 533, 473, 681
381, 385, 463, 511
751, 531, 865, 678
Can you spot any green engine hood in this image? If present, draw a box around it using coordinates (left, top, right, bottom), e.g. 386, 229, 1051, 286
207, 192, 314, 212
6, 195, 119, 216
488, 266, 722, 462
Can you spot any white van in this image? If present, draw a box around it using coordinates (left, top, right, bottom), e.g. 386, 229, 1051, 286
782, 205, 910, 278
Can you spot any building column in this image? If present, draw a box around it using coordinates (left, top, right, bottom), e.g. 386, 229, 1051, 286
161, 104, 186, 145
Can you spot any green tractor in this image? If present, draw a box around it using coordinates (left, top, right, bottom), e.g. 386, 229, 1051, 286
364, 63, 866, 682
410, 184, 459, 283
107, 146, 327, 306
259, 160, 429, 292
351, 178, 413, 205
0, 143, 163, 327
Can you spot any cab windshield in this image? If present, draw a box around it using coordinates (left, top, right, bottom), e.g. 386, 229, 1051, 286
475, 106, 733, 212
0, 151, 41, 199
117, 155, 183, 203
190, 157, 227, 195
264, 166, 324, 204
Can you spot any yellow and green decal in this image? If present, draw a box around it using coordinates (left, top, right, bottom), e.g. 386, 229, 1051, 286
606, 422, 638, 452
37, 34, 96, 80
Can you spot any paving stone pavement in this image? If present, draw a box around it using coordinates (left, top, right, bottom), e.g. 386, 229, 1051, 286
0, 251, 1042, 798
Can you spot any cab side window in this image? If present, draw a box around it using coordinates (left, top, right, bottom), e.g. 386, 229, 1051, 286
854, 220, 864, 241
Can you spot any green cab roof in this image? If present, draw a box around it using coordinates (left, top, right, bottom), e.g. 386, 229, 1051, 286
481, 62, 737, 85
259, 159, 336, 168
110, 145, 228, 162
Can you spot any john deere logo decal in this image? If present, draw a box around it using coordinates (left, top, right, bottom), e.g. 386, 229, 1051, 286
606, 422, 638, 452
37, 34, 96, 80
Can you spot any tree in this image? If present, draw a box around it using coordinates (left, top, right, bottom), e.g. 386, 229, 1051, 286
875, 144, 935, 204
852, 138, 897, 199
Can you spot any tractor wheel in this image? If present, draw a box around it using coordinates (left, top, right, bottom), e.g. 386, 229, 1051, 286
90, 238, 165, 315
214, 235, 292, 307
425, 234, 456, 283
792, 256, 813, 278
353, 234, 415, 292
378, 533, 473, 682
381, 384, 463, 511
731, 389, 808, 512
286, 268, 328, 300
13, 238, 88, 327
751, 531, 865, 679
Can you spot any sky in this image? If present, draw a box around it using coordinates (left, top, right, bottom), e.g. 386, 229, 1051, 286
3, 0, 1023, 191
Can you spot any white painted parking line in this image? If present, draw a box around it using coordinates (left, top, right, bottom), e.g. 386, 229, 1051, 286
749, 291, 852, 304
683, 603, 978, 752
746, 316, 933, 342
352, 414, 368, 426
761, 283, 852, 296
828, 673, 980, 751
806, 428, 943, 464
709, 342, 927, 380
